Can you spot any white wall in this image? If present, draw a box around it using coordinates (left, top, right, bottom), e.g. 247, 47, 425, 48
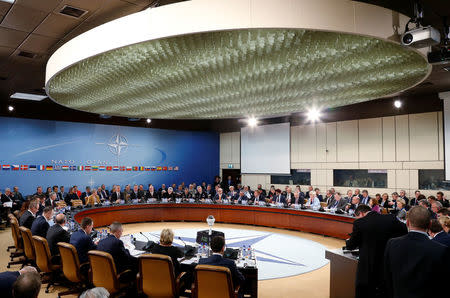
220, 111, 444, 197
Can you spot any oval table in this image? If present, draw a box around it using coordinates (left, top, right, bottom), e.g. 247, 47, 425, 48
73, 203, 354, 239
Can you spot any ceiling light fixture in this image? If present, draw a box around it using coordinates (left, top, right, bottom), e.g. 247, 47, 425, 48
394, 100, 402, 108
146, 118, 151, 124
10, 92, 47, 101
307, 108, 321, 122
247, 117, 257, 127
8, 105, 14, 112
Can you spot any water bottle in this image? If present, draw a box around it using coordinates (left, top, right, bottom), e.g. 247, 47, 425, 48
242, 245, 246, 258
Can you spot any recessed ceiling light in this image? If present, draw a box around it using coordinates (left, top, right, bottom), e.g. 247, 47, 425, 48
8, 105, 14, 112
394, 100, 402, 108
10, 92, 47, 101
247, 117, 257, 127
307, 108, 321, 122
146, 118, 152, 124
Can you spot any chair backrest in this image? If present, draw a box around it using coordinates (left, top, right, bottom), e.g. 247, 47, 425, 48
320, 202, 327, 208
194, 265, 234, 298
88, 250, 120, 294
10, 217, 22, 249
139, 254, 176, 297
71, 199, 83, 207
57, 242, 83, 283
32, 236, 53, 273
19, 226, 35, 261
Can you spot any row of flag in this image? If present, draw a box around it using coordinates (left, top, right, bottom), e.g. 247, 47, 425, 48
0, 165, 179, 171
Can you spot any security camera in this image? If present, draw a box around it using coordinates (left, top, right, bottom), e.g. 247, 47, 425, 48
401, 26, 441, 48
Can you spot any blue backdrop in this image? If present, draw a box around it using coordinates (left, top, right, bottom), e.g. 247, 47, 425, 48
0, 117, 219, 195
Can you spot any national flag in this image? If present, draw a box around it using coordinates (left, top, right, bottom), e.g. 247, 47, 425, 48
151, 166, 156, 171
157, 166, 162, 171
53, 165, 61, 171
113, 166, 120, 171
77, 166, 84, 171
120, 166, 126, 171
38, 165, 45, 171
29, 165, 37, 171
132, 166, 138, 171
144, 166, 150, 171
162, 166, 167, 171
20, 165, 28, 170
92, 166, 99, 171
62, 166, 69, 171
139, 166, 145, 171
69, 166, 77, 171
168, 166, 173, 171
85, 166, 91, 171
106, 166, 112, 171
126, 166, 132, 171
174, 166, 179, 171
46, 165, 53, 171
98, 166, 105, 171
12, 165, 19, 170
2, 165, 11, 170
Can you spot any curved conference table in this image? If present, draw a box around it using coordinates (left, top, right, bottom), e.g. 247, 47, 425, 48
73, 203, 354, 239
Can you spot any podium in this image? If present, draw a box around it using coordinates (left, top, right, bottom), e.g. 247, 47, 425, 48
325, 249, 358, 298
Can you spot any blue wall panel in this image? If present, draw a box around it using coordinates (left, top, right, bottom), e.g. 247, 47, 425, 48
0, 117, 219, 195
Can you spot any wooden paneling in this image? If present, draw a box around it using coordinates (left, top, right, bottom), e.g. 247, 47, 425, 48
74, 204, 354, 239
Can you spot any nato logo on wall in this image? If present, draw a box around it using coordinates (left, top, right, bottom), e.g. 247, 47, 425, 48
0, 117, 219, 195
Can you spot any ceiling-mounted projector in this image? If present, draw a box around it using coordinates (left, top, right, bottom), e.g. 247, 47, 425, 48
401, 26, 440, 48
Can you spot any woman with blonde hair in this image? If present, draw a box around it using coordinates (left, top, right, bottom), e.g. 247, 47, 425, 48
438, 215, 450, 234
396, 198, 407, 220
150, 228, 184, 275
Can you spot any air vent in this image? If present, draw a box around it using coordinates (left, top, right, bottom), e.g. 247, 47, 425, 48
59, 5, 88, 18
17, 51, 36, 59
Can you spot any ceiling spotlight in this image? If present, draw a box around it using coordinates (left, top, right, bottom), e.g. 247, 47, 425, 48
146, 118, 151, 124
394, 100, 402, 108
247, 117, 257, 127
8, 105, 14, 112
307, 108, 321, 122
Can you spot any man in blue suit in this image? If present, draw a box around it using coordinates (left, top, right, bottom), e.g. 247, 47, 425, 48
199, 236, 244, 289
0, 266, 37, 298
30, 206, 53, 238
97, 221, 138, 274
70, 217, 97, 263
429, 219, 450, 247
272, 189, 286, 204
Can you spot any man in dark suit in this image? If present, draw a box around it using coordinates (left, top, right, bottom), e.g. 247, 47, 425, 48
31, 207, 53, 238
273, 189, 286, 204
129, 185, 142, 202
45, 192, 58, 209
213, 188, 227, 203
97, 221, 138, 274
327, 192, 347, 211
110, 186, 125, 203
429, 219, 450, 247
11, 186, 24, 211
80, 187, 91, 205
145, 185, 159, 201
199, 236, 244, 289
0, 266, 38, 298
100, 184, 109, 198
345, 205, 407, 298
70, 217, 97, 263
158, 184, 167, 198
314, 188, 323, 202
58, 186, 67, 201
251, 190, 265, 205
384, 206, 450, 298
46, 213, 70, 256
227, 186, 239, 201
19, 199, 39, 229
360, 190, 371, 205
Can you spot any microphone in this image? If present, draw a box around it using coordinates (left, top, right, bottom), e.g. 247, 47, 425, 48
140, 231, 151, 241
178, 236, 187, 246
140, 232, 156, 251
178, 236, 195, 257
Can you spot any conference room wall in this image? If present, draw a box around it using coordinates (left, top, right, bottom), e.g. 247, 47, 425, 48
220, 111, 444, 197
0, 117, 219, 195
